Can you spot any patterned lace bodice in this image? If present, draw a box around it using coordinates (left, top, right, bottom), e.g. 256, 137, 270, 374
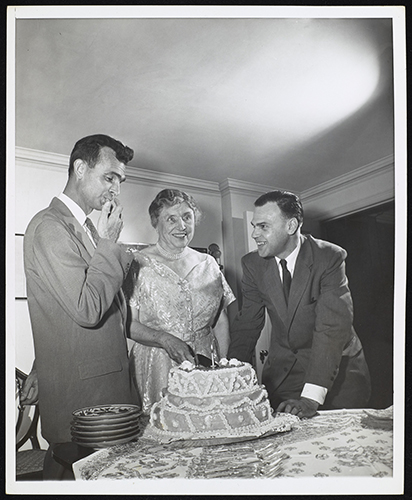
126, 249, 236, 413
128, 250, 235, 348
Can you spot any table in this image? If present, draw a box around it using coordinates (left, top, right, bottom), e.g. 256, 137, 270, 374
69, 407, 393, 480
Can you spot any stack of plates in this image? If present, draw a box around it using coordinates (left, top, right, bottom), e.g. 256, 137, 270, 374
71, 404, 141, 448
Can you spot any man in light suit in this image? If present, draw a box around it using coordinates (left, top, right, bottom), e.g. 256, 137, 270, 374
228, 190, 371, 418
22, 134, 136, 478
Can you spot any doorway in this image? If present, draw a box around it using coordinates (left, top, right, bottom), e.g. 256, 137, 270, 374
321, 201, 394, 409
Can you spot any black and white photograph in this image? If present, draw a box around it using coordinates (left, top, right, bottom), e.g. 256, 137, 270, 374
6, 5, 406, 495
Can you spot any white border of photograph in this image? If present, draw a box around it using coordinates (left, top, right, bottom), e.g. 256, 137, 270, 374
6, 5, 406, 496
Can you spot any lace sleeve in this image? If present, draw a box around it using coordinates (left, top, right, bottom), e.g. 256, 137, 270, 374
221, 273, 236, 308
121, 258, 140, 306
206, 254, 236, 308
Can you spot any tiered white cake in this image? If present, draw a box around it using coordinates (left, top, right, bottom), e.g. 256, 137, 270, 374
143, 358, 294, 443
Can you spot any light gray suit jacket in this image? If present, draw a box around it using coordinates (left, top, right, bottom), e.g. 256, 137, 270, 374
24, 197, 136, 443
228, 234, 370, 406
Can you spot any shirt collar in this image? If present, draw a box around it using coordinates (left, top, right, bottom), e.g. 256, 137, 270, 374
275, 236, 302, 277
57, 193, 87, 226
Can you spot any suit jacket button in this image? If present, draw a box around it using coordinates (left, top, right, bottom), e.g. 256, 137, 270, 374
292, 349, 298, 354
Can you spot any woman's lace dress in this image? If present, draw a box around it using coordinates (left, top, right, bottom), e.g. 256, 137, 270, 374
127, 251, 236, 414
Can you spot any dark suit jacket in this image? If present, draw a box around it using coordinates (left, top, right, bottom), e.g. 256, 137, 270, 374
228, 234, 370, 407
24, 197, 136, 443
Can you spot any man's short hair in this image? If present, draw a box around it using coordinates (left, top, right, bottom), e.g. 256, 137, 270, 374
254, 190, 304, 225
68, 134, 134, 176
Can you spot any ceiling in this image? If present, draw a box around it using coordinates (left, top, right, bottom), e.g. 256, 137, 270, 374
14, 15, 394, 192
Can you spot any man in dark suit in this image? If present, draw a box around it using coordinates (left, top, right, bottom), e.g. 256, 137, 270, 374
228, 190, 371, 418
22, 134, 136, 479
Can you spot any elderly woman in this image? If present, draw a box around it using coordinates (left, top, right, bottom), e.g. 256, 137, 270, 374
127, 189, 236, 414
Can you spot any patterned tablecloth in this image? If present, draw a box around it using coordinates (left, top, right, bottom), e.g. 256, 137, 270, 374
72, 407, 393, 480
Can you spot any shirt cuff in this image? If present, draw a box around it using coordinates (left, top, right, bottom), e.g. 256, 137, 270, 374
301, 383, 328, 405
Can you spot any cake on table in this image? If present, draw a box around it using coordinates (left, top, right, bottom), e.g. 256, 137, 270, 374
143, 358, 297, 444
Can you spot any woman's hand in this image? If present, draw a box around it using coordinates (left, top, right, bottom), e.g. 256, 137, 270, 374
160, 334, 195, 365
129, 310, 195, 365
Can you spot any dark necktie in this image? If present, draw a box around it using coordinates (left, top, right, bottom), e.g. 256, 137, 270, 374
84, 217, 100, 246
279, 259, 292, 303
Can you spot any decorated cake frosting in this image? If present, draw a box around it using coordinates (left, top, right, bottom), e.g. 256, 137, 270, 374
143, 358, 296, 443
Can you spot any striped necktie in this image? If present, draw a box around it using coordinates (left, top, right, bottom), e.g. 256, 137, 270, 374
84, 217, 100, 246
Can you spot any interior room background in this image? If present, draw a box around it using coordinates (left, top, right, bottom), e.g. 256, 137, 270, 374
12, 16, 398, 450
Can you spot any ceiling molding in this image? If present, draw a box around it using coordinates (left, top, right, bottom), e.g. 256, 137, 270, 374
219, 178, 283, 198
15, 147, 70, 172
15, 146, 284, 198
300, 155, 394, 204
308, 188, 395, 222
301, 154, 395, 221
125, 166, 220, 196
15, 146, 221, 196
14, 147, 395, 214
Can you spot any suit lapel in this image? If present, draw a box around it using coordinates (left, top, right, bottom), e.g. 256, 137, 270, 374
287, 235, 313, 328
51, 198, 96, 257
72, 218, 96, 258
51, 198, 126, 324
262, 257, 288, 326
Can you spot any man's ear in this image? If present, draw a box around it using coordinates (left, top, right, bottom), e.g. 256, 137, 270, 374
73, 159, 87, 179
287, 217, 299, 235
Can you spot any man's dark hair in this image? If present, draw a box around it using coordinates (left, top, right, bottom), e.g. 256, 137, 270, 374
68, 134, 134, 176
254, 190, 304, 225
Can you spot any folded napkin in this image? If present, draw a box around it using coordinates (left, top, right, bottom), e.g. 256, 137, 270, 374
360, 406, 393, 431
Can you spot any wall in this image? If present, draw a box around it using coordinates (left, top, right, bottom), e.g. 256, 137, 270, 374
219, 179, 280, 320
13, 147, 224, 375
15, 148, 224, 248
11, 146, 395, 419
219, 155, 394, 322
321, 202, 395, 409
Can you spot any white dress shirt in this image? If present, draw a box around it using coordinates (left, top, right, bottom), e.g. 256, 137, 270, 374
275, 236, 301, 280
275, 236, 327, 406
57, 193, 96, 247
